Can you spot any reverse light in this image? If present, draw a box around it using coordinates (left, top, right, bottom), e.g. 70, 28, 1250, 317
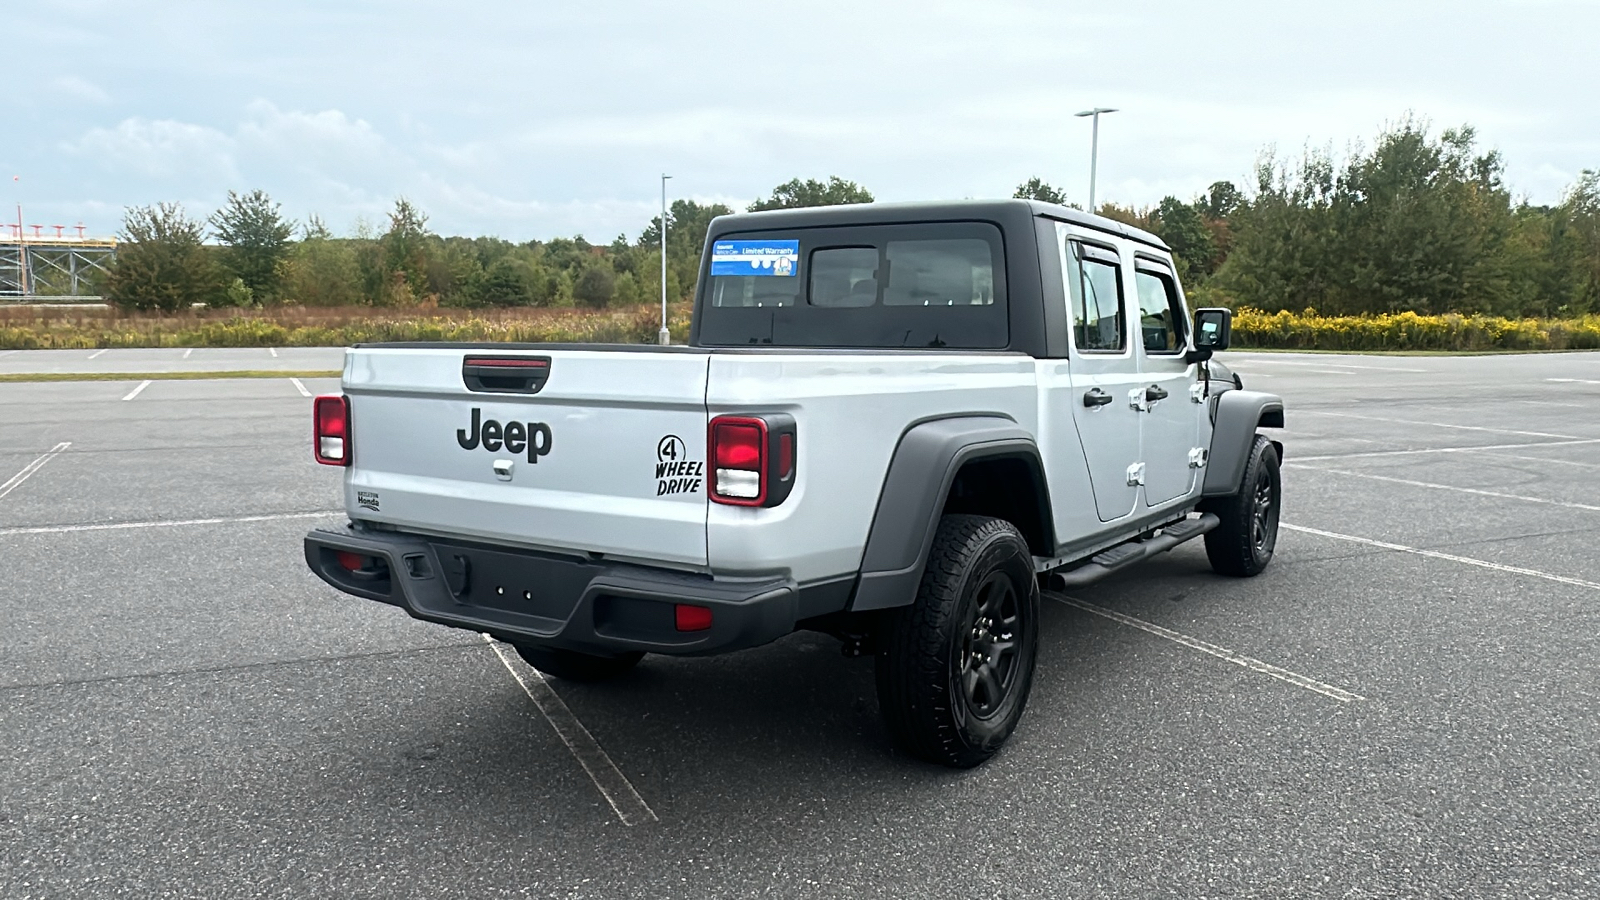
707, 414, 797, 507
314, 395, 351, 466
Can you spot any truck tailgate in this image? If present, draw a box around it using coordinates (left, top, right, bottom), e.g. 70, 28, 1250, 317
343, 346, 710, 568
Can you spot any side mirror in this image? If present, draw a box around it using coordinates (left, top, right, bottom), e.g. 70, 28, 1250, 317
1192, 307, 1232, 351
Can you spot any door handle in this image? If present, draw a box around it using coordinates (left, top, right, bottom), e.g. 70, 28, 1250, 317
1145, 384, 1169, 402
1083, 388, 1114, 408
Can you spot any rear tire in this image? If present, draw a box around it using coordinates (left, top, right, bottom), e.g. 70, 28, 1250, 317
1202, 434, 1281, 577
513, 645, 644, 682
875, 515, 1039, 768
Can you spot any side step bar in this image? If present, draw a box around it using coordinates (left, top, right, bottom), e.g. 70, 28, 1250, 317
1044, 513, 1220, 591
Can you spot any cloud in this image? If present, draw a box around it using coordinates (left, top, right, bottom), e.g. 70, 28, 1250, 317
51, 75, 111, 105
236, 101, 396, 179
65, 117, 238, 182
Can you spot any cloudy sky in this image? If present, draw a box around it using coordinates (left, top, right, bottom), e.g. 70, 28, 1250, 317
6, 0, 1597, 242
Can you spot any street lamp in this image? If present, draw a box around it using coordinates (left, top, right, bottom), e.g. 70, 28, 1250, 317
1073, 107, 1118, 214
659, 173, 672, 345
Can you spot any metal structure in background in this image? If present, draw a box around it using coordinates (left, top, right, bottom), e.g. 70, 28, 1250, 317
658, 173, 672, 346
1, 223, 117, 298
1074, 107, 1118, 213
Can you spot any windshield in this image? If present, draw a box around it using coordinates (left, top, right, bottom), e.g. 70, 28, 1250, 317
696, 221, 1007, 348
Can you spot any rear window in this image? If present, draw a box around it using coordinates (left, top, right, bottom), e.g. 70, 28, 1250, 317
697, 222, 1007, 348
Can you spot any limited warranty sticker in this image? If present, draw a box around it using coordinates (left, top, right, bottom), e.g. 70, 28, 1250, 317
710, 240, 800, 277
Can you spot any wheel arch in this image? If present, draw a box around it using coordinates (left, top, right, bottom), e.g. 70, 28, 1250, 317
1203, 390, 1285, 497
850, 416, 1054, 612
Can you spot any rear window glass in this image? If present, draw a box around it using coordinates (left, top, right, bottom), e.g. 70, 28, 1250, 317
698, 222, 1007, 349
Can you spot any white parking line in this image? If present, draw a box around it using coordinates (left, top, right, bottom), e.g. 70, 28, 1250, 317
121, 380, 152, 401
1476, 452, 1600, 471
1303, 410, 1578, 440
87, 348, 108, 359
0, 442, 72, 502
482, 635, 658, 826
1547, 378, 1600, 385
1283, 524, 1600, 592
290, 377, 311, 397
1053, 596, 1364, 703
269, 347, 279, 358
1286, 464, 1600, 513
0, 510, 340, 537
1291, 437, 1600, 463
182, 348, 193, 359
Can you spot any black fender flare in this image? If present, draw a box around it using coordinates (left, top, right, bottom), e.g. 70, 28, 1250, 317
850, 416, 1051, 611
1203, 390, 1285, 496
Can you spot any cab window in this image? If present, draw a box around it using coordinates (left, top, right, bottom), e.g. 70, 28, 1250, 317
1068, 242, 1126, 353
1134, 267, 1186, 354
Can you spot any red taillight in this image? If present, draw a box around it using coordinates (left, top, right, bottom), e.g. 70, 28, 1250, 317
314, 395, 351, 466
674, 604, 713, 632
336, 551, 366, 571
709, 416, 767, 506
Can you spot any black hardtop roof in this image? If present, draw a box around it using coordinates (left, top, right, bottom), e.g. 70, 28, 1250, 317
705, 198, 1170, 252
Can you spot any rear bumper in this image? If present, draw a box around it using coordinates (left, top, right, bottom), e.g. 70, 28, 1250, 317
304, 525, 804, 656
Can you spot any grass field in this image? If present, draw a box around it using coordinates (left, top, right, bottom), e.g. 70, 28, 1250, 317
2, 303, 1597, 352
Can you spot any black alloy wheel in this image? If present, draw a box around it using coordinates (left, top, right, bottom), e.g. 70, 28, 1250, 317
1202, 434, 1281, 577
1251, 463, 1278, 556
876, 514, 1040, 768
956, 571, 1023, 719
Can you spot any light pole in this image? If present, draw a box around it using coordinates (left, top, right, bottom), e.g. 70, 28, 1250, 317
659, 173, 672, 346
1074, 107, 1117, 214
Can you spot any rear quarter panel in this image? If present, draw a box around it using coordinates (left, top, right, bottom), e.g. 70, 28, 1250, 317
705, 352, 1038, 583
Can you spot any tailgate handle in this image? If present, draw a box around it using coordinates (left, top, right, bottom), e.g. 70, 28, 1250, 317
462, 356, 551, 394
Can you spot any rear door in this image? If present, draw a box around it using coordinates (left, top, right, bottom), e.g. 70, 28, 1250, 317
343, 347, 711, 568
1063, 236, 1143, 522
1134, 258, 1201, 507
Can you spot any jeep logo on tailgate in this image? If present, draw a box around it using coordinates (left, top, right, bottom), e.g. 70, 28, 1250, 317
456, 407, 553, 463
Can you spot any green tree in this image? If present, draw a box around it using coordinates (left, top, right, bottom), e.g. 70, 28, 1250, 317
282, 230, 364, 306
1152, 197, 1218, 282
1013, 177, 1069, 204
479, 256, 537, 306
749, 176, 874, 211
210, 189, 295, 302
1560, 170, 1600, 313
1198, 181, 1244, 220
104, 202, 226, 311
641, 199, 734, 264
380, 198, 432, 302
573, 258, 618, 308
1217, 120, 1529, 316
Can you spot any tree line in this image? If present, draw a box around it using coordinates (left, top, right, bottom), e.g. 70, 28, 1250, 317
101, 120, 1599, 318
102, 177, 873, 312
1017, 119, 1599, 318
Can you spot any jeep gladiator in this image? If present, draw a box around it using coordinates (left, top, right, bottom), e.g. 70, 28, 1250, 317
305, 199, 1285, 767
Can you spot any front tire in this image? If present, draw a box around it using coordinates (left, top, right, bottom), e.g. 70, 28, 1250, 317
1202, 434, 1281, 577
875, 515, 1040, 768
513, 645, 644, 682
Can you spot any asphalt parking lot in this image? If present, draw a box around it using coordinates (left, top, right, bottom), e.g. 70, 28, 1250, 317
3, 347, 1598, 898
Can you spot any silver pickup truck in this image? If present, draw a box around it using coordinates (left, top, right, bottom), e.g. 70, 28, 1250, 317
305, 200, 1284, 767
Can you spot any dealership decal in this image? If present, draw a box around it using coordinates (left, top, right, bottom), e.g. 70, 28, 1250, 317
710, 240, 800, 277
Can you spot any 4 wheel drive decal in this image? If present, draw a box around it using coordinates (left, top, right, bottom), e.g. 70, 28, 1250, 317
655, 433, 703, 496
456, 407, 553, 463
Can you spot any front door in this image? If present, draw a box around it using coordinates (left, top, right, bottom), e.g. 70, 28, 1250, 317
1064, 236, 1143, 522
1134, 261, 1200, 507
